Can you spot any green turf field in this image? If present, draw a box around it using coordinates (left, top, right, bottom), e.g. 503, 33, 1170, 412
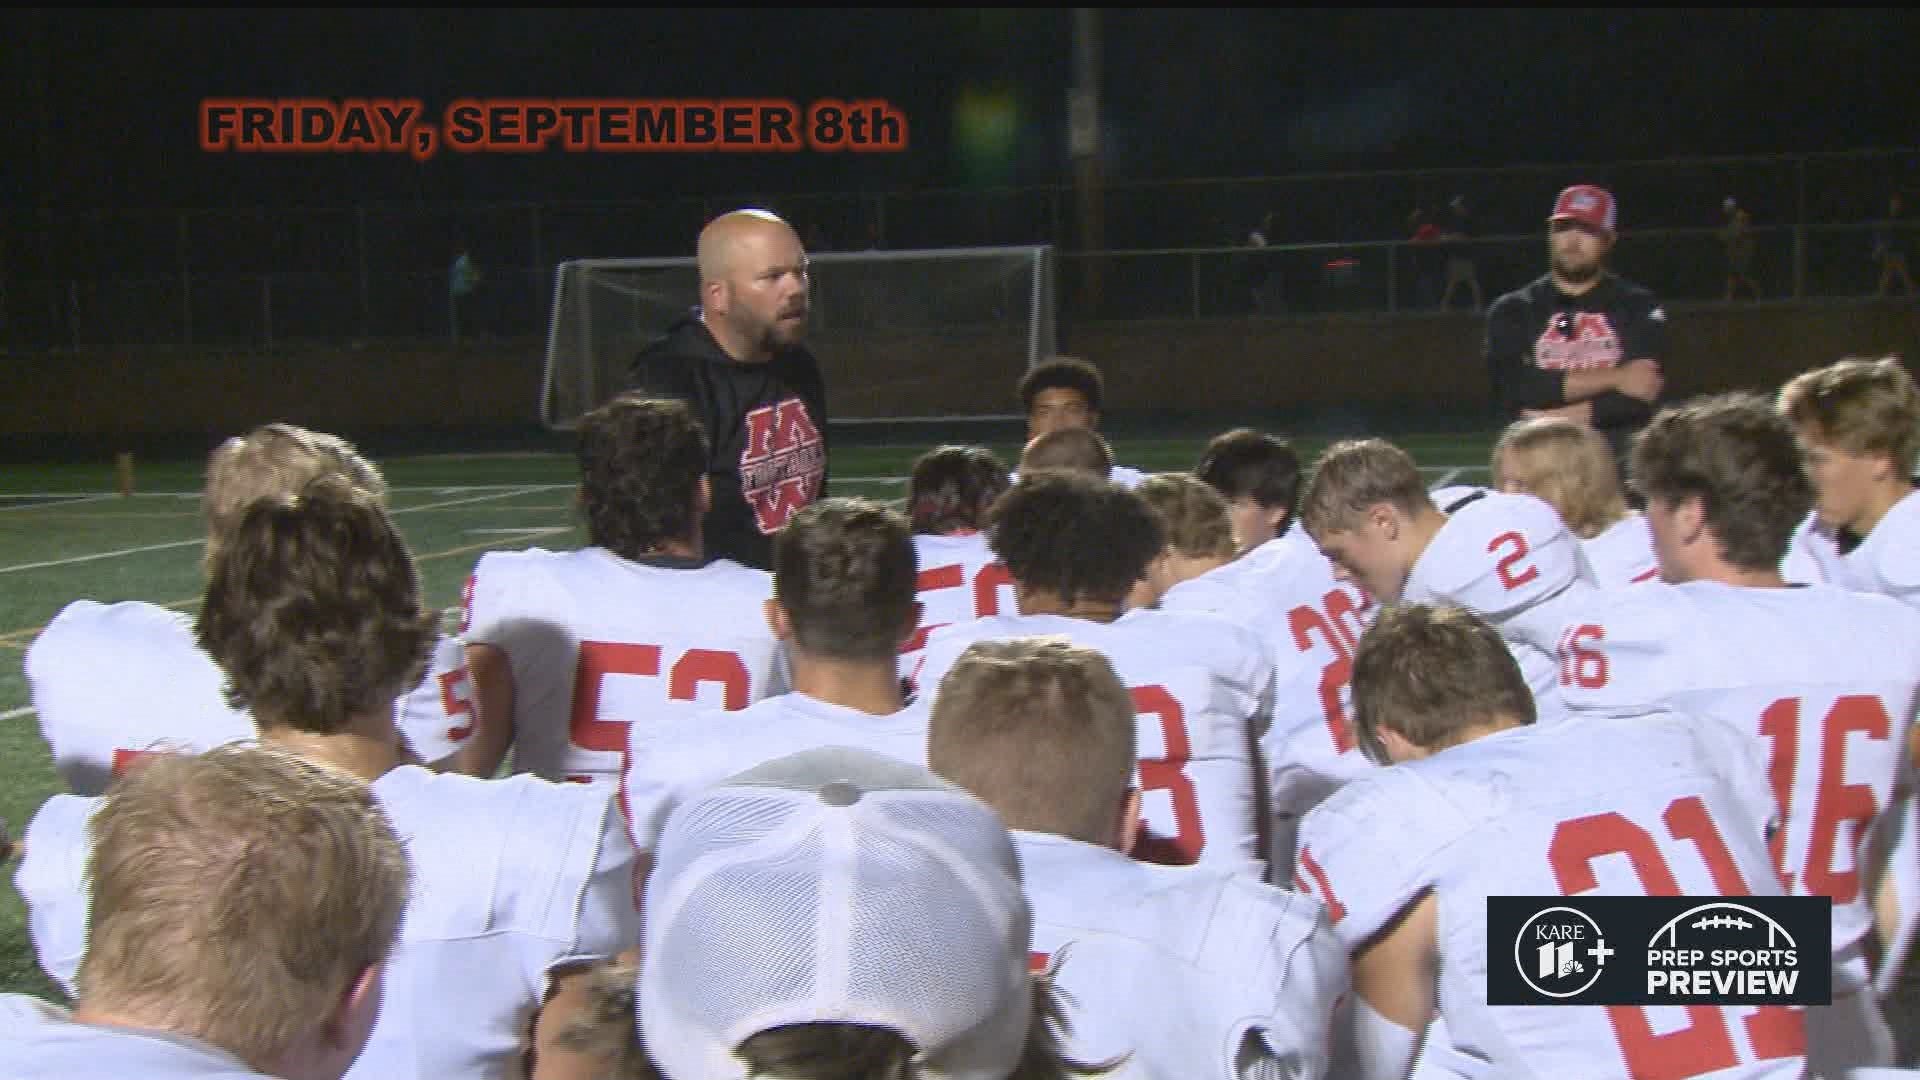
0, 431, 1497, 1002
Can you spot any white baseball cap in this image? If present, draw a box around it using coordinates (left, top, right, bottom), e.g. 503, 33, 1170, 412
638, 746, 1035, 1080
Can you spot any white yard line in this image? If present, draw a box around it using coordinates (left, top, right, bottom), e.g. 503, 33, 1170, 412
0, 485, 558, 576
0, 494, 116, 513
1432, 467, 1464, 487
1, 705, 36, 722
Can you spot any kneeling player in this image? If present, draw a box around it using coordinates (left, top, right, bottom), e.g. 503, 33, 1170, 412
1297, 604, 1803, 1080
17, 481, 639, 1080
1493, 415, 1659, 587
915, 471, 1272, 874
900, 445, 1016, 677
1144, 470, 1376, 880
1300, 438, 1595, 719
460, 394, 780, 787
929, 636, 1347, 1078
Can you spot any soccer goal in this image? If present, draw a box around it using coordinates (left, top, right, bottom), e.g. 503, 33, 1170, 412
541, 245, 1056, 431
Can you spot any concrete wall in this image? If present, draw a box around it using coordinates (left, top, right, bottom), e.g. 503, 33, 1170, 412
5, 302, 1916, 448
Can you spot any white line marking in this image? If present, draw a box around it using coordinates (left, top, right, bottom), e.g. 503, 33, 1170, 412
1, 705, 35, 722
0, 494, 115, 513
0, 483, 575, 500
1434, 468, 1464, 487
0, 485, 557, 576
466, 527, 567, 536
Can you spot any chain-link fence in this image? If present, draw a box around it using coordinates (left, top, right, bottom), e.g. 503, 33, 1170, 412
3, 149, 1916, 349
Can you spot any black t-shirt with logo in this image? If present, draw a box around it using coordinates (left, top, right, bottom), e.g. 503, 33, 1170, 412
626, 312, 828, 571
1484, 272, 1668, 464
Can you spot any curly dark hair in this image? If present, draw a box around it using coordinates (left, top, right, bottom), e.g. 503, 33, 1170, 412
196, 477, 437, 734
577, 394, 710, 559
988, 471, 1165, 605
908, 445, 1011, 535
1194, 428, 1302, 514
773, 498, 919, 662
1018, 356, 1106, 417
1630, 392, 1813, 572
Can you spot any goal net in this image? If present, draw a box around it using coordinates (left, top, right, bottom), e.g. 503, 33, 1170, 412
542, 246, 1056, 430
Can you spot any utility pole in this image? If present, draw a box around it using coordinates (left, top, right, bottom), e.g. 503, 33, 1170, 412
1070, 8, 1103, 319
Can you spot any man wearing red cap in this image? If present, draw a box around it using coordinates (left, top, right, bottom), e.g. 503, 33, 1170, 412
1484, 185, 1667, 478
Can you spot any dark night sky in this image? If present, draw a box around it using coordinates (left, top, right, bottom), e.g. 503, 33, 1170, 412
6, 8, 1919, 211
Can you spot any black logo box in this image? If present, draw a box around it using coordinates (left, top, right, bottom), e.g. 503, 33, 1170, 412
1487, 896, 1831, 1006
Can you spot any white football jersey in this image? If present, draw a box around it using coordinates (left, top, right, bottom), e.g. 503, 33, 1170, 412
1429, 484, 1491, 512
1403, 491, 1598, 720
1582, 514, 1661, 589
1829, 489, 1920, 605
1017, 831, 1346, 1080
465, 547, 779, 789
900, 532, 1017, 680
916, 609, 1272, 874
1296, 714, 1804, 1080
4, 999, 268, 1078
394, 632, 478, 768
26, 601, 252, 796
1779, 511, 1840, 587
14, 792, 93, 996
623, 691, 931, 853
1160, 528, 1380, 881
27, 600, 479, 792
1552, 579, 1920, 994
1796, 490, 1920, 1000
15, 764, 638, 1080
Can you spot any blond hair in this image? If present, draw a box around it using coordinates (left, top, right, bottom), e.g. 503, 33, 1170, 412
1778, 356, 1920, 475
1350, 604, 1535, 765
78, 743, 409, 1066
1491, 417, 1629, 538
1134, 473, 1236, 560
927, 637, 1137, 846
1299, 439, 1434, 536
202, 424, 387, 564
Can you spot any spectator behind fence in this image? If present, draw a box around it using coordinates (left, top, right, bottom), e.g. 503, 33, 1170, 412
1722, 197, 1761, 301
1874, 192, 1916, 300
6, 743, 410, 1080
1439, 194, 1482, 311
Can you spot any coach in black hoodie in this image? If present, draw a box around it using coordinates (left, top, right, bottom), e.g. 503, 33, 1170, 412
627, 209, 829, 570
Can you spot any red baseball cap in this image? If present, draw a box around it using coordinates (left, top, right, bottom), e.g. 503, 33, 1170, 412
1549, 185, 1617, 235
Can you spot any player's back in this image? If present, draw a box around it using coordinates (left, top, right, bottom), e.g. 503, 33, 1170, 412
26, 600, 252, 795
465, 546, 778, 788
1297, 714, 1803, 1079
13, 766, 639, 1080
27, 599, 475, 792
355, 766, 637, 1079
623, 691, 932, 853
900, 532, 1016, 676
1404, 490, 1597, 719
1582, 513, 1661, 588
1559, 579, 1920, 991
1016, 831, 1344, 1080
1160, 527, 1379, 881
917, 609, 1271, 873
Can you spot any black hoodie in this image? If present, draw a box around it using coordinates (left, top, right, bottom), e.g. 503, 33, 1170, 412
626, 311, 829, 570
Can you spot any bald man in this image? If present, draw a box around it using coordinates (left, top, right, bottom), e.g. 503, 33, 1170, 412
626, 209, 829, 570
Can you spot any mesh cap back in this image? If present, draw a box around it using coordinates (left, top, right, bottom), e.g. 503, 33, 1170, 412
640, 746, 1034, 1080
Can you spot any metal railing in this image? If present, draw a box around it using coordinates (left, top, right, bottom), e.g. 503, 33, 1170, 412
5, 223, 1913, 351
3, 146, 1916, 348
